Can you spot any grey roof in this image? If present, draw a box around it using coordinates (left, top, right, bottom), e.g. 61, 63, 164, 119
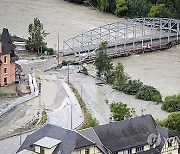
93, 114, 157, 152
78, 127, 108, 153
17, 115, 180, 154
34, 137, 61, 148
0, 28, 18, 61
17, 149, 37, 154
157, 126, 180, 152
11, 35, 27, 42
17, 124, 95, 154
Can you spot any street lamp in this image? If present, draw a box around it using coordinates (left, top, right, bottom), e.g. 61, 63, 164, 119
64, 102, 77, 130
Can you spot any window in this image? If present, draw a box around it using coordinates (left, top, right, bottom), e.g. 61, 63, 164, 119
4, 68, 7, 74
4, 56, 7, 64
168, 142, 172, 147
128, 149, 132, 154
85, 148, 89, 154
136, 146, 144, 152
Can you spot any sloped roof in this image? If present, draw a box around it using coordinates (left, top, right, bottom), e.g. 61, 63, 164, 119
34, 137, 61, 148
93, 114, 157, 152
0, 28, 18, 61
157, 126, 180, 151
78, 127, 108, 153
1, 28, 12, 44
17, 124, 95, 154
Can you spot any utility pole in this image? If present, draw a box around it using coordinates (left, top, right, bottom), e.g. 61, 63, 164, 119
57, 33, 60, 65
71, 104, 72, 129
67, 62, 69, 83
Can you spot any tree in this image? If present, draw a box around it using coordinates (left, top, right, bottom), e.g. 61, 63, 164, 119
157, 112, 180, 134
135, 85, 162, 103
161, 94, 180, 112
27, 17, 48, 52
148, 4, 165, 17
94, 41, 113, 78
110, 102, 135, 121
122, 79, 143, 95
97, 0, 110, 11
129, 0, 152, 17
113, 62, 128, 90
106, 62, 129, 90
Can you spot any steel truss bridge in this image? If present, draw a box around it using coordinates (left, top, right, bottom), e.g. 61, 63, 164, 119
62, 18, 180, 57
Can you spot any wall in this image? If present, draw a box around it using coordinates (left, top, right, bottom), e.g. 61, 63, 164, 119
0, 49, 16, 86
161, 137, 179, 154
35, 145, 40, 153
118, 144, 150, 154
0, 54, 11, 86
10, 61, 15, 83
34, 145, 57, 154
72, 146, 103, 154
44, 146, 56, 154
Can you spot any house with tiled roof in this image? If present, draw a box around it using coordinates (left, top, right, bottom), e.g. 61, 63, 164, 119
17, 114, 180, 154
0, 28, 18, 86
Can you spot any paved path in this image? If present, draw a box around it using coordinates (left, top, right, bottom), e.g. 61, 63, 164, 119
47, 79, 84, 129
0, 133, 30, 154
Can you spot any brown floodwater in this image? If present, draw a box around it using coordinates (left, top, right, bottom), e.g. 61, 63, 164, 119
0, 0, 179, 96
113, 45, 180, 97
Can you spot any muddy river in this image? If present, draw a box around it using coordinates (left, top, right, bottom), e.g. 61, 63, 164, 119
0, 0, 179, 96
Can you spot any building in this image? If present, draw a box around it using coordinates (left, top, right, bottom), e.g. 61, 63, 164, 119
0, 28, 18, 86
11, 35, 27, 52
17, 114, 180, 154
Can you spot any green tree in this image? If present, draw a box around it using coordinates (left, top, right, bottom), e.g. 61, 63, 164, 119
148, 4, 165, 17
94, 41, 113, 77
162, 94, 180, 112
113, 62, 128, 90
27, 17, 48, 52
135, 85, 162, 103
129, 0, 152, 17
97, 0, 110, 11
110, 102, 135, 121
122, 79, 143, 95
157, 112, 180, 134
115, 0, 132, 16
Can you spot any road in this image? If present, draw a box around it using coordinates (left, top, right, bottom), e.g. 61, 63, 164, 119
0, 132, 30, 154
47, 79, 84, 129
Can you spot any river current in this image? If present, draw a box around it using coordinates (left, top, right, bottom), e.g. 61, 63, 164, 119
0, 0, 180, 96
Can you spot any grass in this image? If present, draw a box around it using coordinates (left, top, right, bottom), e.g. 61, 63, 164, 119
40, 110, 47, 125
68, 83, 99, 129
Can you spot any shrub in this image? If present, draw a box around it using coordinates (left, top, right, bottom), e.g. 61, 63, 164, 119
78, 67, 88, 75
135, 85, 162, 103
110, 102, 135, 121
157, 112, 180, 134
161, 94, 180, 112
122, 79, 143, 95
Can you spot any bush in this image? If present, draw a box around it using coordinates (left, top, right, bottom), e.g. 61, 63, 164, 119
161, 94, 180, 112
110, 102, 135, 121
157, 112, 180, 134
62, 60, 78, 66
42, 46, 54, 55
78, 67, 88, 75
135, 85, 162, 103
122, 79, 143, 95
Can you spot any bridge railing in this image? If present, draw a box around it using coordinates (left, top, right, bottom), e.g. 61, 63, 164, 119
63, 18, 180, 56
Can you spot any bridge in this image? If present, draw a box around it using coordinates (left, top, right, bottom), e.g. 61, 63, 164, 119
62, 18, 180, 58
